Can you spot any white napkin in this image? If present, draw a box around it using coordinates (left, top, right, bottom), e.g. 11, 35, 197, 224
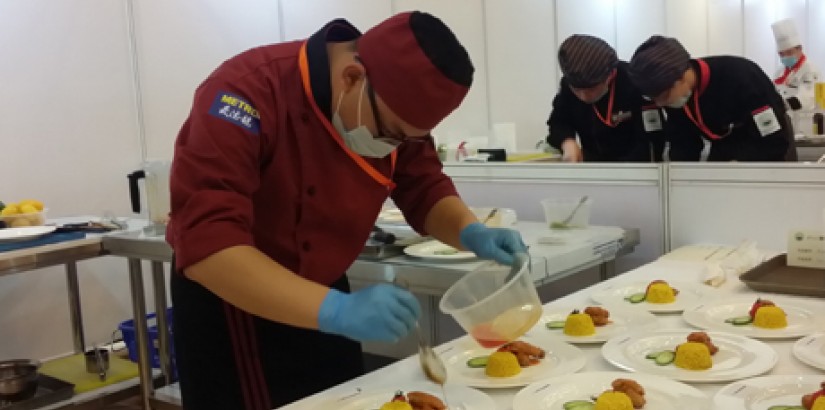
661, 241, 764, 287
702, 262, 727, 287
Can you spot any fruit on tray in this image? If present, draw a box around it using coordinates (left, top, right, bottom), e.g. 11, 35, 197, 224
0, 199, 46, 227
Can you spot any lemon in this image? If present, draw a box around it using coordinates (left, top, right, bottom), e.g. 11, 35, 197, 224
20, 204, 38, 215
18, 199, 44, 211
1, 205, 19, 216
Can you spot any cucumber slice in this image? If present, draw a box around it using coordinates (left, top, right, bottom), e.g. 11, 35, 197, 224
563, 402, 595, 410
624, 293, 646, 303
725, 316, 753, 326
466, 356, 489, 368
645, 351, 663, 359
654, 351, 676, 365
563, 401, 594, 410
767, 406, 804, 410
546, 320, 566, 330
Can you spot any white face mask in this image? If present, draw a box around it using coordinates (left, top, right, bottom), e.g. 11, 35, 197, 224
666, 90, 692, 108
331, 81, 397, 158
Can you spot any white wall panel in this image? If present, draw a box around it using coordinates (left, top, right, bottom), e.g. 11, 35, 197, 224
665, 0, 709, 57
0, 0, 143, 360
133, 0, 282, 161
280, 0, 392, 41
808, 0, 825, 74
392, 0, 490, 138
484, 0, 556, 150
743, 0, 781, 75
555, 0, 617, 48
707, 0, 744, 56
771, 0, 808, 46
616, 0, 666, 60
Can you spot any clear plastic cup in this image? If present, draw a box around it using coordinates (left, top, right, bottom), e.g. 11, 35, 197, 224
439, 254, 541, 348
541, 197, 592, 230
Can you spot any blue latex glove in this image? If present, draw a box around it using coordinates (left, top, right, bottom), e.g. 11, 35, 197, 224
460, 222, 527, 266
317, 284, 421, 342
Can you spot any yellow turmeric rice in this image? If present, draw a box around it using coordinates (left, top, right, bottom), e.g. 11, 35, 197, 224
673, 342, 713, 370
485, 351, 522, 377
594, 391, 634, 410
564, 312, 596, 336
752, 305, 788, 329
812, 396, 825, 410
645, 282, 676, 304
379, 401, 413, 410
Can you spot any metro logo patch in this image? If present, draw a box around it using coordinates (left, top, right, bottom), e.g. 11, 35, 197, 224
208, 92, 261, 135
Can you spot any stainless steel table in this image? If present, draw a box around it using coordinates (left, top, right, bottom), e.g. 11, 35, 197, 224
101, 231, 173, 410
0, 237, 105, 356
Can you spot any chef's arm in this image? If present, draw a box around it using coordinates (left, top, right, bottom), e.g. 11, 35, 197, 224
423, 195, 478, 249
546, 80, 578, 150
185, 245, 327, 329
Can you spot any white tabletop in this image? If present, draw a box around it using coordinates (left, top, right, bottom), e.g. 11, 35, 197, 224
280, 257, 825, 410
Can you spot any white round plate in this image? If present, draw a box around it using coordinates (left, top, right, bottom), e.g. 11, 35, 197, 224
683, 296, 822, 339
714, 375, 823, 410
513, 371, 710, 410
404, 240, 477, 261
601, 329, 778, 383
535, 305, 658, 344
590, 281, 710, 313
0, 226, 56, 243
793, 333, 825, 371
440, 335, 587, 389
313, 382, 494, 410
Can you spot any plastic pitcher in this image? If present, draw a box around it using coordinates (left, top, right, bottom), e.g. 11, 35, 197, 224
439, 254, 541, 348
128, 160, 171, 235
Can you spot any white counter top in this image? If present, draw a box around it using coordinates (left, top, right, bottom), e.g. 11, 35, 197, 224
281, 257, 825, 410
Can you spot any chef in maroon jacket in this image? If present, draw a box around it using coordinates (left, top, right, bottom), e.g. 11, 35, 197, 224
166, 11, 527, 409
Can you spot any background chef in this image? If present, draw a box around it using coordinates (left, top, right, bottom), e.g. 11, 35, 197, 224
628, 36, 795, 162
771, 18, 821, 138
545, 35, 664, 162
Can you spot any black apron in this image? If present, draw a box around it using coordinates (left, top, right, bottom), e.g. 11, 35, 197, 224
171, 262, 364, 409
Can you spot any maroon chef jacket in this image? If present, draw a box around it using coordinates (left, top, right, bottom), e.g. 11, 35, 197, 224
166, 21, 458, 285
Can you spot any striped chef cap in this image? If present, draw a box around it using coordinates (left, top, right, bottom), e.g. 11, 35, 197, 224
628, 35, 691, 98
558, 35, 618, 88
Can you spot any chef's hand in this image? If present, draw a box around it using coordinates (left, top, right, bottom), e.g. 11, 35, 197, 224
317, 284, 420, 342
561, 139, 583, 162
460, 222, 527, 266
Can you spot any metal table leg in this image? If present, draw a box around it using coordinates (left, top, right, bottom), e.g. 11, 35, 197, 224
65, 261, 86, 353
128, 258, 153, 410
599, 259, 616, 281
151, 261, 173, 386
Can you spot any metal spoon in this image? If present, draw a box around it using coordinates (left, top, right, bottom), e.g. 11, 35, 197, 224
393, 278, 451, 408
559, 195, 589, 226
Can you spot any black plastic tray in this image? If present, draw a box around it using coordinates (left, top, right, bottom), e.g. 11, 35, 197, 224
0, 374, 74, 410
740, 254, 825, 297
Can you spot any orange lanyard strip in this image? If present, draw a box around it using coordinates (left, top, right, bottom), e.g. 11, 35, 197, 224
592, 77, 617, 127
297, 41, 397, 191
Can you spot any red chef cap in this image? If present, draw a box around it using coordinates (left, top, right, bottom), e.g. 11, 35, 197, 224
358, 11, 474, 130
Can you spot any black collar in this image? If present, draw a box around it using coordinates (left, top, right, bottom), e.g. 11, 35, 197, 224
305, 19, 361, 119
